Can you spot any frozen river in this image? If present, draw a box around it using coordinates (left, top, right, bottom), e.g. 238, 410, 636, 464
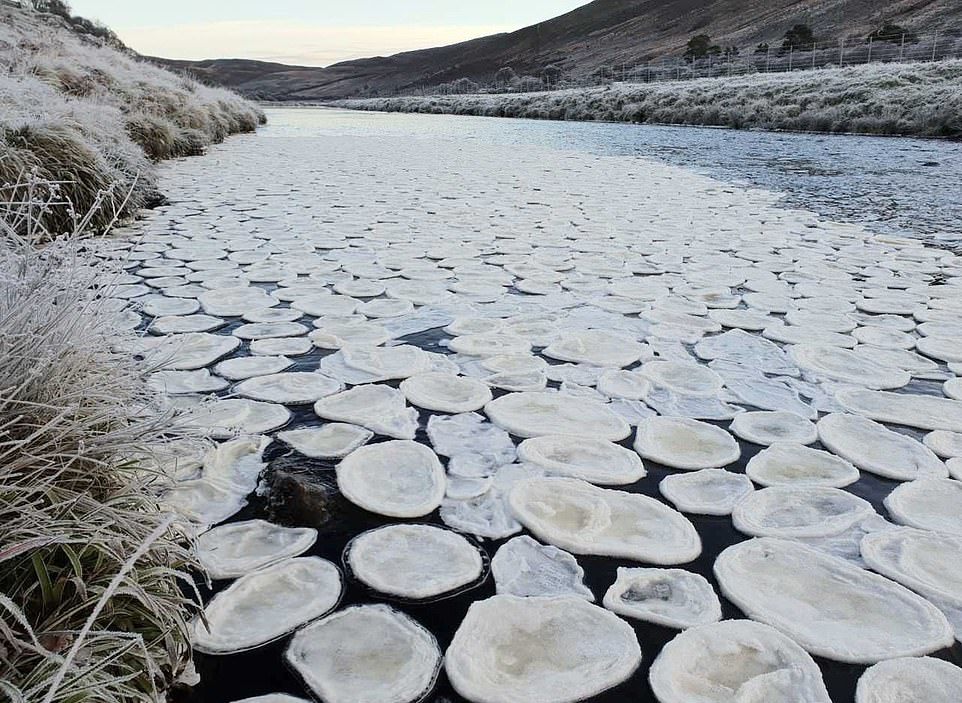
115, 108, 962, 703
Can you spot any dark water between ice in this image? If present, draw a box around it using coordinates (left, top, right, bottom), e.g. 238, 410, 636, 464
284, 107, 962, 245
173, 110, 962, 703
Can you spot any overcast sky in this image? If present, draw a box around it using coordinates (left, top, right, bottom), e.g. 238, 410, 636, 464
68, 1, 588, 66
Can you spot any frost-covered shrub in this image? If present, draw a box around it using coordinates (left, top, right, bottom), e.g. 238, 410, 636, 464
0, 176, 201, 703
336, 60, 962, 138
0, 4, 265, 235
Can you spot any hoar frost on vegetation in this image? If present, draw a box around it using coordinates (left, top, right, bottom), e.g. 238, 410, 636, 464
70, 109, 962, 702
335, 60, 962, 139
0, 4, 264, 235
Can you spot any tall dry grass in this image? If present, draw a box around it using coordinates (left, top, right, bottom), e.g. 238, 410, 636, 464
0, 179, 200, 703
335, 59, 962, 138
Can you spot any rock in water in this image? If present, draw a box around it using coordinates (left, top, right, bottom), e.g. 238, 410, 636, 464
517, 435, 646, 485
445, 595, 641, 703
509, 477, 701, 564
855, 657, 962, 703
491, 535, 593, 600
603, 568, 721, 629
336, 440, 445, 518
861, 527, 962, 642
634, 417, 740, 470
193, 557, 342, 654
714, 538, 953, 663
267, 468, 341, 530
285, 604, 441, 703
195, 519, 317, 579
648, 619, 831, 703
484, 391, 631, 440
885, 479, 962, 536
346, 524, 484, 600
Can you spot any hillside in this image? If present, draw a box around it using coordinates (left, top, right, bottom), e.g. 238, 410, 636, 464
152, 0, 962, 100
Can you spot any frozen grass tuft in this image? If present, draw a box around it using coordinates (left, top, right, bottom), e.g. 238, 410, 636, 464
0, 178, 201, 703
336, 60, 962, 138
0, 4, 265, 236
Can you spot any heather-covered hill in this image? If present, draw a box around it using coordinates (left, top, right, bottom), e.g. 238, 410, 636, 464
152, 0, 962, 100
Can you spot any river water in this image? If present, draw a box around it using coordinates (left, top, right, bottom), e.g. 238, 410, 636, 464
146, 108, 962, 703
285, 107, 962, 244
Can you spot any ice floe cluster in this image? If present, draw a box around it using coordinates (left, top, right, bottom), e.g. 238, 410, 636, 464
99, 110, 962, 702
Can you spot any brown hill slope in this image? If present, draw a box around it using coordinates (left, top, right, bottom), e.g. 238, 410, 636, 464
152, 0, 962, 100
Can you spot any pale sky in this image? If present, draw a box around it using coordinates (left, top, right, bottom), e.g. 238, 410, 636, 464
68, 1, 589, 66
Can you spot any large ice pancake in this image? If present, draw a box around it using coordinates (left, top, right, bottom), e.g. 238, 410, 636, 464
192, 557, 342, 654
336, 440, 445, 518
648, 619, 831, 703
714, 538, 954, 664
182, 399, 291, 439
836, 388, 962, 433
145, 332, 240, 370
233, 372, 342, 405
314, 384, 419, 439
508, 477, 701, 564
745, 442, 860, 488
517, 435, 646, 485
445, 595, 641, 703
346, 524, 484, 599
789, 344, 910, 389
603, 568, 721, 629
285, 605, 441, 703
399, 372, 493, 413
638, 360, 724, 397
195, 519, 317, 579
884, 479, 962, 536
491, 535, 593, 600
658, 469, 754, 516
543, 330, 647, 367
729, 410, 817, 446
861, 527, 962, 642
230, 696, 309, 703
855, 657, 962, 703
817, 413, 947, 481
277, 423, 373, 459
732, 485, 875, 538
634, 417, 740, 470
484, 391, 631, 440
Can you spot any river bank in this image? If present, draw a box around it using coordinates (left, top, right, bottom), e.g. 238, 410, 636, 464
333, 60, 962, 139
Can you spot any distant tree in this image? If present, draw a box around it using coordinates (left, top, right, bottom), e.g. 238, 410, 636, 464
781, 24, 816, 53
518, 75, 545, 92
495, 66, 518, 88
593, 65, 615, 81
723, 45, 740, 59
684, 34, 722, 63
868, 22, 918, 44
450, 77, 480, 94
541, 64, 563, 86
754, 42, 770, 54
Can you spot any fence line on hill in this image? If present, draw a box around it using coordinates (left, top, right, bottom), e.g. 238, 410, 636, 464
398, 29, 962, 97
